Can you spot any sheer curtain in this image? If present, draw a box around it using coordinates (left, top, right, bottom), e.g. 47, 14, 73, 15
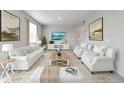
29, 21, 37, 45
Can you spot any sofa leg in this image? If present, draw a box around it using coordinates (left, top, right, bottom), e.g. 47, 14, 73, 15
110, 71, 113, 73
91, 72, 94, 74
81, 62, 84, 64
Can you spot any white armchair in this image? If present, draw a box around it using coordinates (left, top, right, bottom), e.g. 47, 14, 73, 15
81, 45, 116, 73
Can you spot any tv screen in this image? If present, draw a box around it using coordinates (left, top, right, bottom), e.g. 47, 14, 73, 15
51, 32, 66, 41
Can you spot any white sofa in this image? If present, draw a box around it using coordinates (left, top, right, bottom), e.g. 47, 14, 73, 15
73, 43, 87, 59
81, 44, 116, 73
12, 46, 44, 70
73, 46, 83, 59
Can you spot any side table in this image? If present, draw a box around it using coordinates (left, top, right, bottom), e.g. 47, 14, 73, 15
0, 58, 15, 78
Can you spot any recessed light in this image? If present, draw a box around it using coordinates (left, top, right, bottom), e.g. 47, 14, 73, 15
58, 17, 62, 21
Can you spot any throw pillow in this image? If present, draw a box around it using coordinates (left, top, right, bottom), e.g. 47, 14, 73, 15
15, 48, 25, 56
87, 44, 93, 51
81, 43, 88, 48
26, 47, 33, 54
93, 45, 106, 56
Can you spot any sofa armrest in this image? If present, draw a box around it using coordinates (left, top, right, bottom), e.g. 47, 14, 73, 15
91, 56, 114, 71
94, 56, 113, 61
91, 56, 113, 66
11, 56, 27, 62
92, 56, 113, 67
11, 56, 29, 70
92, 56, 113, 65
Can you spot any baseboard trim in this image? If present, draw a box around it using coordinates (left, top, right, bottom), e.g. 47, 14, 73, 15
116, 71, 124, 77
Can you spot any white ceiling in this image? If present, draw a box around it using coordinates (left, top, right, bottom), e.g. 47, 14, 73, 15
24, 10, 93, 26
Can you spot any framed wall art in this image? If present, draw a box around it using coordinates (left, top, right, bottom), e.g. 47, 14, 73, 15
89, 17, 103, 41
0, 10, 20, 41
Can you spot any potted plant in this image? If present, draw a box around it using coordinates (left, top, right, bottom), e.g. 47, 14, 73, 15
41, 36, 47, 50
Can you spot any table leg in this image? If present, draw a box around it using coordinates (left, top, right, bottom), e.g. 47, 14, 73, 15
0, 64, 9, 78
8, 63, 14, 74
67, 59, 69, 66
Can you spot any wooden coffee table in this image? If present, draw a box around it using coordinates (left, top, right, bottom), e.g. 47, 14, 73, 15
50, 51, 70, 67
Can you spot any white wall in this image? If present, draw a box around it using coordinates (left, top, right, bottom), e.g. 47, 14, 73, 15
0, 10, 43, 49
81, 10, 124, 76
43, 25, 84, 49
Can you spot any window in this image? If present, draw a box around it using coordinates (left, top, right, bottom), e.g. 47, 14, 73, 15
29, 22, 37, 44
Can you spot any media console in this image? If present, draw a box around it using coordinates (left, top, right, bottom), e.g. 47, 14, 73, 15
48, 44, 70, 50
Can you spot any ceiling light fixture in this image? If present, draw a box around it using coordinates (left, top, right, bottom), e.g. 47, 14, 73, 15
58, 17, 62, 21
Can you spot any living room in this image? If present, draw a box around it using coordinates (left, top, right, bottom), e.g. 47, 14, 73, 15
1, 0, 124, 93
0, 10, 124, 83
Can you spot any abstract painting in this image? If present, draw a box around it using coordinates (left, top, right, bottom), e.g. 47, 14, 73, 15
0, 10, 20, 41
89, 18, 103, 41
51, 32, 66, 41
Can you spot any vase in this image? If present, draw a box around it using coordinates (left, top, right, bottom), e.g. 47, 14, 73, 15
57, 52, 61, 56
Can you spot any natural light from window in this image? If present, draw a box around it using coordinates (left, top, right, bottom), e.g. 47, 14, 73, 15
29, 22, 37, 44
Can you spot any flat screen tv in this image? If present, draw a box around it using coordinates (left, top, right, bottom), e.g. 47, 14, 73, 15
51, 32, 66, 41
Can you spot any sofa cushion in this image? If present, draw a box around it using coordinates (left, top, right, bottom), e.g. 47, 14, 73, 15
82, 52, 94, 64
31, 46, 39, 51
27, 49, 41, 62
89, 52, 99, 57
24, 46, 39, 54
93, 45, 106, 56
26, 47, 34, 54
85, 51, 99, 57
87, 44, 93, 51
81, 43, 88, 49
15, 48, 26, 56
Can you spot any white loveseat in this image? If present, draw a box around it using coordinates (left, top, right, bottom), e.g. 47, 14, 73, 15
12, 46, 44, 70
81, 44, 116, 73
